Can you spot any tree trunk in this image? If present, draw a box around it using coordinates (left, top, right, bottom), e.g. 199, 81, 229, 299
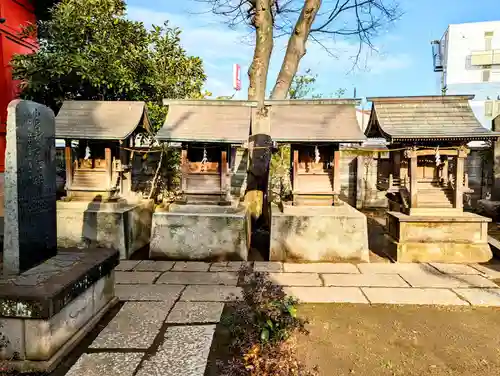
270, 0, 322, 100
247, 0, 274, 106
244, 0, 274, 220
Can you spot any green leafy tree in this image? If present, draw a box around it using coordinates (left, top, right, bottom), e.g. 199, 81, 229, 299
12, 0, 207, 131
288, 70, 347, 100
288, 69, 317, 99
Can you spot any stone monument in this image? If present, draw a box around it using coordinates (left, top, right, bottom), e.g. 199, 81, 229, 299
3, 100, 57, 275
0, 100, 118, 373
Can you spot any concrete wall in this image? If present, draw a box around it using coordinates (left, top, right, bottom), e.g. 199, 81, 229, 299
339, 150, 358, 206
149, 204, 250, 261
466, 147, 492, 206
57, 200, 154, 259
270, 204, 369, 262
355, 152, 390, 208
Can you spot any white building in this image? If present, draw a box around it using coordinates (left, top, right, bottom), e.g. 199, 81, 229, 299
432, 21, 500, 130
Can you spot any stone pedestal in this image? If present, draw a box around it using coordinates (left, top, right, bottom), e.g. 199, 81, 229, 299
57, 199, 154, 259
270, 204, 370, 262
0, 249, 119, 373
386, 211, 492, 263
149, 204, 250, 261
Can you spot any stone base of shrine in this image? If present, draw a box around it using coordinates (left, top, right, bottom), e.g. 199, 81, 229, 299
386, 211, 493, 263
270, 204, 370, 262
0, 249, 118, 373
56, 199, 154, 259
149, 204, 250, 261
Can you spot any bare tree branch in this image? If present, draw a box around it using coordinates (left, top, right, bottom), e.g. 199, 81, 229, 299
197, 0, 401, 94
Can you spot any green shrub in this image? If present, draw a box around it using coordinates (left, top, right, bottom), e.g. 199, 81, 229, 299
219, 267, 319, 375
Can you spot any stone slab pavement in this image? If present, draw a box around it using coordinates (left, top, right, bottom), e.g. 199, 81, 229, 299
65, 260, 500, 376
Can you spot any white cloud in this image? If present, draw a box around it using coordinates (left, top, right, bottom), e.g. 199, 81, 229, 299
126, 3, 411, 99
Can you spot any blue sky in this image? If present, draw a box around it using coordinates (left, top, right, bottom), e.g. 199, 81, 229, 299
126, 0, 500, 102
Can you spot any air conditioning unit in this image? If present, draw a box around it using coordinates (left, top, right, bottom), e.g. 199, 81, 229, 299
431, 40, 444, 72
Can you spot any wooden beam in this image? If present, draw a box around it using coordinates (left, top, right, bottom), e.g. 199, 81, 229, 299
64, 144, 73, 191
333, 150, 341, 193
455, 156, 465, 211
105, 148, 112, 189
221, 149, 228, 195
293, 148, 299, 205
414, 149, 465, 157
393, 149, 401, 178
181, 147, 188, 193
119, 141, 131, 196
410, 155, 418, 208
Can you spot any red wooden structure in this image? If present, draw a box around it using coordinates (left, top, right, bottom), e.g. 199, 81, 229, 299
0, 0, 37, 172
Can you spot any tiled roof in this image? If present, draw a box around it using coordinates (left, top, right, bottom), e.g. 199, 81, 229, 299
157, 99, 366, 143
365, 95, 500, 141
157, 100, 252, 143
268, 99, 366, 142
55, 101, 150, 140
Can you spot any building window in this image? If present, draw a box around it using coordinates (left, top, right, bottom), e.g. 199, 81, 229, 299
485, 31, 494, 51
485, 101, 493, 117
482, 69, 491, 82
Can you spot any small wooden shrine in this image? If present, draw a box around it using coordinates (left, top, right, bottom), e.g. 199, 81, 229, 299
55, 101, 151, 200
365, 95, 499, 215
157, 100, 251, 204
365, 95, 500, 262
268, 99, 366, 206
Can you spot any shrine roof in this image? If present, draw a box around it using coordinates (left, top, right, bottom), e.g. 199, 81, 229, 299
267, 99, 366, 143
158, 100, 253, 143
55, 101, 150, 140
365, 95, 500, 142
158, 99, 366, 144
